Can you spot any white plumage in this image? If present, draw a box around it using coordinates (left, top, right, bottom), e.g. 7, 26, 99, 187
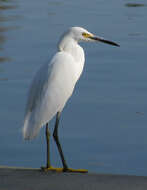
23, 27, 86, 139
22, 26, 119, 171
23, 26, 119, 140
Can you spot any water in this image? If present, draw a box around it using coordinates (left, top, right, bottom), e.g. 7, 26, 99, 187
0, 0, 147, 176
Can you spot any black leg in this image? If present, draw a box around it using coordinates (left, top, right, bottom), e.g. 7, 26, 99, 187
42, 112, 88, 173
46, 123, 50, 168
53, 112, 68, 171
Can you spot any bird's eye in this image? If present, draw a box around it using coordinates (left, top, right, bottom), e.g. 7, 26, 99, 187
82, 32, 92, 38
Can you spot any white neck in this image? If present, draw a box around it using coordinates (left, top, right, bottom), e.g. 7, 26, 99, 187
58, 36, 85, 63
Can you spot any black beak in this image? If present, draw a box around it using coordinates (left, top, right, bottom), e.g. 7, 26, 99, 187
90, 36, 120, 47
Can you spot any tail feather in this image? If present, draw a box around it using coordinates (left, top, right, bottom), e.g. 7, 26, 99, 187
22, 112, 41, 140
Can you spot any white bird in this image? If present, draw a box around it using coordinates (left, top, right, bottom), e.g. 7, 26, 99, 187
23, 26, 119, 172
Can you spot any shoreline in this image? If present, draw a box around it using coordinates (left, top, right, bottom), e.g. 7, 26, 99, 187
0, 166, 147, 190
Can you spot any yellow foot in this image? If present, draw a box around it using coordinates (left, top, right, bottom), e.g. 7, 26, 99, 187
41, 166, 88, 173
65, 168, 88, 173
41, 166, 64, 172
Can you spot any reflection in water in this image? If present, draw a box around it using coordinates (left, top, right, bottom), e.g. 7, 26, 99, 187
0, 77, 8, 80
0, 0, 18, 64
125, 2, 146, 22
0, 56, 10, 62
0, 4, 16, 10
0, 34, 5, 50
48, 1, 64, 16
128, 32, 142, 37
125, 3, 146, 7
48, 1, 63, 6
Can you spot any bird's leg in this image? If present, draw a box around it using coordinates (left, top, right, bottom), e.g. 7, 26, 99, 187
41, 123, 52, 170
42, 122, 64, 172
53, 112, 88, 173
53, 112, 68, 171
41, 116, 68, 172
46, 123, 50, 168
42, 113, 88, 173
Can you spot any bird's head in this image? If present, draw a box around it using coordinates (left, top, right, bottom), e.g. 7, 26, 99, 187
65, 26, 119, 47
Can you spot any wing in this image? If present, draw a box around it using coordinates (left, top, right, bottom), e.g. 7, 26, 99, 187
25, 63, 50, 114
23, 52, 77, 139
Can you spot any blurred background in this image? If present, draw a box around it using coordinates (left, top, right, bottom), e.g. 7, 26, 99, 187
0, 0, 147, 176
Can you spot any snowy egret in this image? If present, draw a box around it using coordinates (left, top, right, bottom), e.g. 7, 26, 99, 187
23, 26, 119, 172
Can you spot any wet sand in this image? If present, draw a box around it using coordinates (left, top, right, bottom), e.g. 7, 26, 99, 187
0, 166, 147, 190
